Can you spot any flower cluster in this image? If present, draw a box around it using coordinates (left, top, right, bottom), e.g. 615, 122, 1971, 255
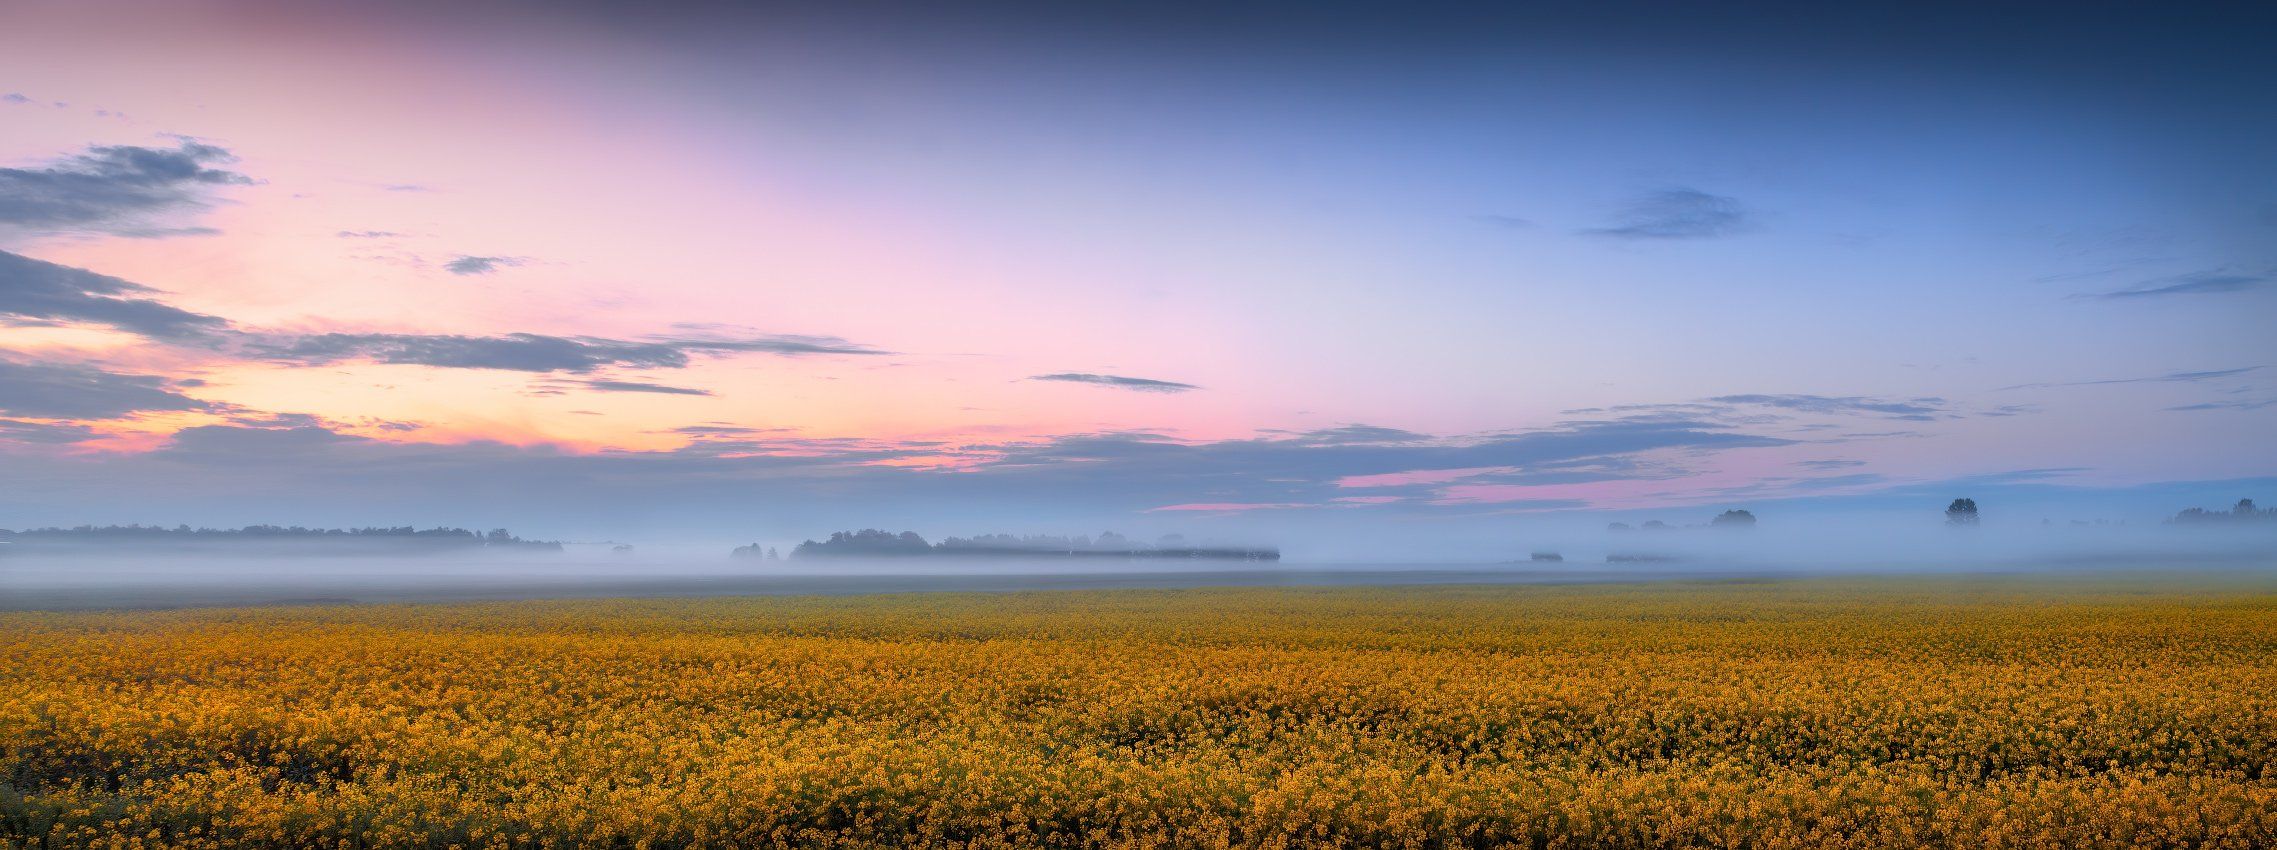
4, 579, 2275, 848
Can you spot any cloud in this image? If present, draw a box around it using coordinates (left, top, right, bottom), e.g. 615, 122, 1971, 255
664, 334, 891, 356
1933, 467, 2092, 487
2164, 399, 2276, 412
1030, 373, 1200, 393
1706, 394, 1950, 421
2, 254, 897, 373
1, 93, 30, 105
255, 333, 691, 373
0, 249, 230, 341
1794, 459, 1866, 470
0, 140, 254, 236
575, 379, 714, 396
1266, 424, 1431, 446
1585, 188, 1749, 239
2081, 271, 2268, 300
1999, 366, 2264, 391
669, 424, 786, 436
0, 418, 101, 444
250, 330, 886, 373
2, 415, 1791, 524
0, 358, 210, 419
444, 255, 523, 275
113, 226, 223, 239
335, 230, 401, 239
1472, 214, 1534, 229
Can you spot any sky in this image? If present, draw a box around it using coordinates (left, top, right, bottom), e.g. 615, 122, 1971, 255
1, 0, 2273, 556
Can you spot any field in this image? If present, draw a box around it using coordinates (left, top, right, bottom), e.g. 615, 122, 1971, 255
5, 576, 2277, 849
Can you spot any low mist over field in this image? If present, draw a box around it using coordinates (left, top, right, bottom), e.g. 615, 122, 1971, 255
7, 500, 2274, 609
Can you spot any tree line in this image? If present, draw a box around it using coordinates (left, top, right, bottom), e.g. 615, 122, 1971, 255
786, 529, 1279, 561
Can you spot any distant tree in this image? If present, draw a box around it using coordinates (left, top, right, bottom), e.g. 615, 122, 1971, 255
1641, 520, 1669, 531
1711, 509, 1757, 528
767, 547, 780, 560
1606, 522, 1633, 532
2239, 499, 2260, 516
1945, 498, 1980, 526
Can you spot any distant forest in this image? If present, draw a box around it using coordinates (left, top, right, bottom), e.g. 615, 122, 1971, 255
0, 525, 562, 554
2171, 500, 2275, 526
788, 530, 1279, 561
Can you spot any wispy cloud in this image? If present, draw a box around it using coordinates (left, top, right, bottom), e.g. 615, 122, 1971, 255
254, 333, 687, 373
1584, 188, 1750, 239
3, 251, 890, 374
0, 357, 210, 419
443, 255, 524, 276
0, 140, 254, 237
2079, 270, 2268, 300
0, 417, 101, 444
1706, 394, 1948, 421
2164, 399, 2276, 412
1030, 373, 1200, 393
574, 379, 714, 396
0, 249, 230, 341
251, 330, 886, 373
1999, 366, 2264, 391
664, 334, 891, 357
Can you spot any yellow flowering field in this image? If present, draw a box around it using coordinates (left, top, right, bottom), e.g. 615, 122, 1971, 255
5, 576, 2277, 849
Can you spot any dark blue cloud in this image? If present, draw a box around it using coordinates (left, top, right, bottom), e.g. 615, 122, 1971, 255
666, 335, 891, 356
576, 379, 714, 396
1707, 394, 1949, 421
253, 330, 889, 372
0, 418, 101, 444
0, 249, 230, 341
2082, 271, 2267, 300
444, 255, 523, 275
2000, 366, 2264, 391
1030, 373, 1199, 393
0, 416, 1790, 529
0, 358, 210, 419
0, 252, 890, 372
2165, 399, 2275, 412
0, 140, 254, 236
1585, 188, 1749, 239
256, 333, 692, 373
